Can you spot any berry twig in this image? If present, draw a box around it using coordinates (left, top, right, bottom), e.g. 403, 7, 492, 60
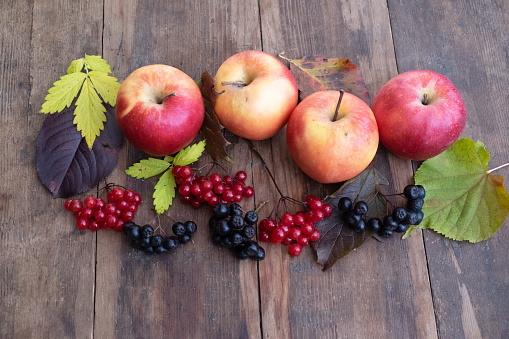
247, 140, 285, 198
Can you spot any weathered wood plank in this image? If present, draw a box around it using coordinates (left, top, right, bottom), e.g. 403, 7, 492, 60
388, 0, 509, 337
95, 1, 263, 338
0, 0, 103, 338
257, 0, 437, 337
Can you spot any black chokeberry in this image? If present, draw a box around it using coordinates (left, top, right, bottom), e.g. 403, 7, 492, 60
143, 246, 155, 255
354, 219, 366, 233
251, 245, 265, 261
353, 201, 368, 215
407, 198, 424, 212
221, 236, 234, 249
216, 219, 231, 236
382, 216, 398, 232
229, 203, 243, 216
395, 223, 409, 233
229, 215, 244, 229
212, 234, 223, 246
415, 210, 424, 225
392, 207, 407, 222
416, 185, 426, 199
229, 232, 245, 246
141, 225, 154, 238
163, 236, 180, 250
244, 211, 258, 225
172, 222, 186, 236
209, 217, 219, 233
338, 197, 353, 212
344, 210, 361, 227
154, 245, 166, 254
123, 221, 136, 236
184, 220, 197, 235
139, 237, 151, 248
178, 234, 192, 244
150, 234, 164, 247
403, 185, 420, 200
234, 245, 249, 260
403, 210, 419, 225
242, 225, 256, 239
245, 241, 259, 257
213, 203, 229, 219
380, 229, 393, 238
367, 218, 381, 232
128, 225, 141, 240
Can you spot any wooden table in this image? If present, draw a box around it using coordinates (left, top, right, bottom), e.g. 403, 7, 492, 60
2, 0, 508, 338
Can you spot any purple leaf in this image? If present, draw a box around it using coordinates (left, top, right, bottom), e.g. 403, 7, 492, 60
36, 104, 123, 198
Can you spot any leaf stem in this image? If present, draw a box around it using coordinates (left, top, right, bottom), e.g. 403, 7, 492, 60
488, 162, 509, 174
332, 90, 344, 122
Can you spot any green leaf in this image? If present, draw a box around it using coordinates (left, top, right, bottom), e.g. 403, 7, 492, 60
125, 158, 171, 179
74, 77, 107, 148
164, 155, 174, 163
67, 58, 85, 74
404, 138, 509, 242
40, 72, 86, 113
88, 71, 121, 106
84, 54, 112, 73
153, 169, 176, 214
173, 140, 206, 166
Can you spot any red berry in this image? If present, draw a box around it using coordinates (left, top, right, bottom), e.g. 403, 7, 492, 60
208, 194, 219, 206
113, 218, 125, 232
127, 203, 138, 213
219, 198, 229, 205
261, 219, 276, 232
179, 165, 192, 179
84, 197, 96, 209
301, 222, 315, 235
181, 195, 192, 204
179, 184, 191, 196
233, 194, 243, 203
235, 170, 247, 182
94, 209, 106, 222
305, 210, 315, 223
289, 243, 302, 256
223, 175, 233, 187
322, 203, 332, 218
270, 228, 286, 244
77, 218, 88, 230
243, 186, 254, 198
175, 176, 183, 185
294, 212, 305, 226
191, 199, 202, 209
282, 236, 293, 245
213, 183, 225, 195
70, 199, 83, 212
117, 199, 129, 210
121, 210, 134, 222
73, 210, 82, 219
95, 198, 106, 210
197, 175, 207, 183
288, 227, 302, 240
104, 215, 117, 229
123, 189, 135, 202
191, 183, 202, 196
233, 183, 244, 195
64, 199, 74, 211
278, 223, 290, 235
132, 193, 142, 205
196, 193, 206, 203
203, 190, 214, 202
200, 180, 213, 192
89, 219, 100, 231
309, 229, 321, 242
81, 207, 94, 219
259, 230, 271, 242
172, 165, 182, 177
305, 195, 318, 204
210, 173, 222, 185
107, 188, 124, 203
281, 213, 294, 226
223, 189, 234, 201
105, 203, 117, 215
309, 198, 323, 211
115, 208, 122, 217
297, 234, 309, 247
313, 209, 324, 222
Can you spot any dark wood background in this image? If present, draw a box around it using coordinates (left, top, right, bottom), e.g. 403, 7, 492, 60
1, 0, 508, 338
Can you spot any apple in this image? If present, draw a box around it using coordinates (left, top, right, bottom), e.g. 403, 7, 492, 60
115, 64, 205, 156
286, 91, 379, 183
214, 50, 298, 140
371, 70, 466, 160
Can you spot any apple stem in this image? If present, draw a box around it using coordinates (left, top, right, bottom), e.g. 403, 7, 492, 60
158, 91, 178, 104
422, 93, 429, 105
247, 140, 285, 198
221, 80, 248, 87
488, 162, 509, 174
332, 90, 345, 122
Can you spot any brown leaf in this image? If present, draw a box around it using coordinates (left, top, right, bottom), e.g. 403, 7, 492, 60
279, 54, 371, 105
312, 167, 389, 271
198, 71, 231, 162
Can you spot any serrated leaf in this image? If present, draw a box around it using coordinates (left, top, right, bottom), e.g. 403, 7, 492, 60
40, 72, 87, 113
74, 77, 107, 148
173, 140, 206, 166
125, 158, 171, 179
153, 169, 176, 214
279, 54, 370, 105
164, 155, 174, 162
404, 138, 509, 242
36, 104, 123, 198
198, 71, 231, 162
67, 58, 85, 74
84, 54, 112, 73
88, 71, 121, 106
312, 167, 389, 271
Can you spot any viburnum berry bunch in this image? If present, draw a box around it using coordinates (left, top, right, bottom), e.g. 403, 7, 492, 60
173, 165, 254, 208
258, 195, 332, 256
64, 187, 142, 232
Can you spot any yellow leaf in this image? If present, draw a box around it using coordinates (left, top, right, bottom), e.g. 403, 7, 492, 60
85, 54, 112, 73
153, 170, 176, 214
74, 77, 106, 148
88, 71, 121, 106
67, 58, 85, 74
40, 72, 86, 113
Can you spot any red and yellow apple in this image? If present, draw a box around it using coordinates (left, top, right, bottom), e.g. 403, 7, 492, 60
371, 70, 466, 160
214, 50, 298, 140
286, 91, 379, 183
115, 64, 205, 156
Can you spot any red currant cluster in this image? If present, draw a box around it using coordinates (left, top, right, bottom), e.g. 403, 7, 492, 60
258, 195, 331, 256
64, 187, 142, 232
173, 165, 255, 208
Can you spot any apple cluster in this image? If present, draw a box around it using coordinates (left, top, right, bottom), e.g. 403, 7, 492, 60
258, 195, 331, 256
174, 165, 254, 208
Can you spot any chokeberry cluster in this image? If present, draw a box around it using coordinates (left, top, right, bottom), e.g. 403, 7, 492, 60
122, 220, 197, 255
64, 187, 142, 232
209, 203, 265, 261
258, 195, 331, 256
173, 166, 255, 208
338, 184, 426, 238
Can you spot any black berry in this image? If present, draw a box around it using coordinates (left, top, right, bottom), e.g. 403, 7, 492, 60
367, 218, 381, 232
178, 234, 192, 244
353, 201, 368, 215
392, 207, 407, 222
242, 225, 256, 239
403, 185, 420, 200
213, 203, 229, 219
141, 225, 154, 238
172, 222, 186, 236
184, 220, 197, 235
407, 198, 424, 212
382, 216, 398, 232
344, 210, 361, 227
163, 236, 180, 250
338, 197, 353, 212
150, 234, 164, 247
229, 215, 245, 229
244, 211, 258, 225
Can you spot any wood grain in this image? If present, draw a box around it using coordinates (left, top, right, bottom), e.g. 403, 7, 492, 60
388, 0, 509, 337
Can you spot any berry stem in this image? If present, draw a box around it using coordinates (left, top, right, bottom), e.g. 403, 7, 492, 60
488, 162, 509, 174
247, 140, 285, 199
221, 80, 247, 87
332, 89, 345, 122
